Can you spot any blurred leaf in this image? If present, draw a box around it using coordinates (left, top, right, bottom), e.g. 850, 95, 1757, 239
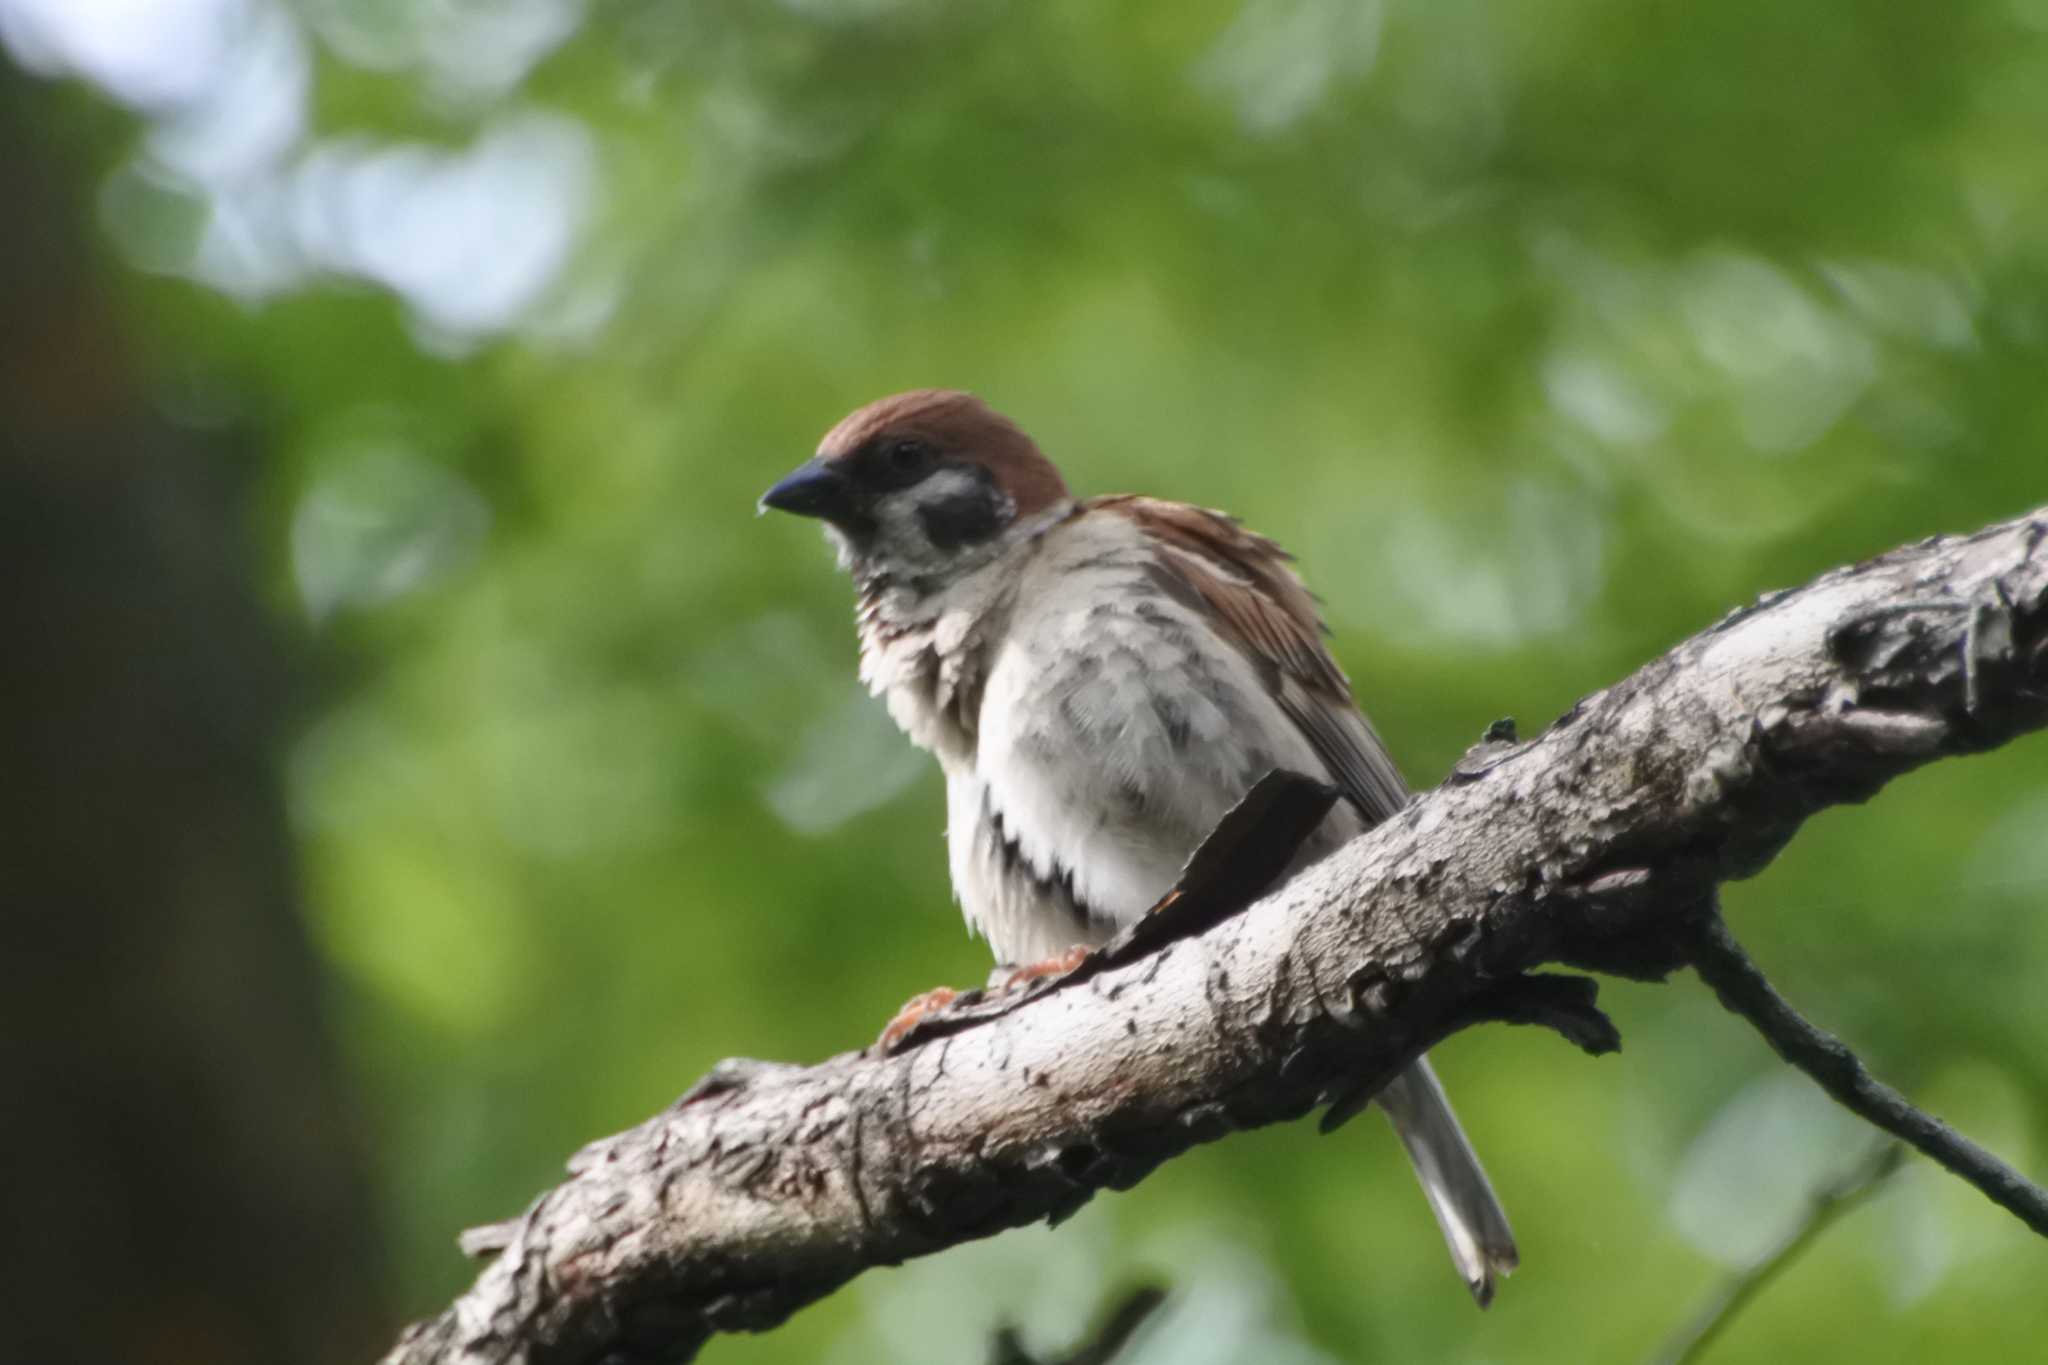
291, 446, 489, 619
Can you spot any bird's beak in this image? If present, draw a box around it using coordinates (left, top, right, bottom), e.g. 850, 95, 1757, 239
758, 457, 857, 522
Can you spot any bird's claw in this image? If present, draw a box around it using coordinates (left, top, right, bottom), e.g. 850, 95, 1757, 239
876, 986, 959, 1051
1000, 944, 1092, 992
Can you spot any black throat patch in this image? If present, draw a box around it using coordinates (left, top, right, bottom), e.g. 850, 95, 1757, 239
916, 472, 1007, 552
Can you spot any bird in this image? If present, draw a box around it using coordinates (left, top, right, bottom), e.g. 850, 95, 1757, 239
759, 388, 1517, 1304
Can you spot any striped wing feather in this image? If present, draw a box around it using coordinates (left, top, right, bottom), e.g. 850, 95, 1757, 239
1090, 495, 1410, 825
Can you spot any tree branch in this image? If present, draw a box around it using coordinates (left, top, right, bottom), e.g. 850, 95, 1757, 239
1688, 912, 2048, 1235
383, 505, 2048, 1365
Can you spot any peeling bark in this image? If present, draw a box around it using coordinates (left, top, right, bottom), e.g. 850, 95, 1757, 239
385, 504, 2048, 1365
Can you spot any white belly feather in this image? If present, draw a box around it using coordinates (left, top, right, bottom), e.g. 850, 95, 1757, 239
946, 515, 1355, 964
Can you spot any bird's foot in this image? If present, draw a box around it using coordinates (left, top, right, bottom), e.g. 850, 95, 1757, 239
1000, 944, 1091, 993
876, 986, 959, 1051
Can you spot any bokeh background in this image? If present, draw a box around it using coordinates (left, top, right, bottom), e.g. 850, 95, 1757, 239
4, 2, 2047, 1362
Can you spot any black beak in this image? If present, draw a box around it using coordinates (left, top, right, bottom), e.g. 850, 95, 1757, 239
758, 457, 858, 522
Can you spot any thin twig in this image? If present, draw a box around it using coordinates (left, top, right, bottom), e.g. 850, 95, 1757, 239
1654, 1142, 1906, 1365
1688, 912, 2048, 1236
989, 1285, 1168, 1365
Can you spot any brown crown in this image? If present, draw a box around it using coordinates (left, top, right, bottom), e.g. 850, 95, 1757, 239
819, 390, 1071, 518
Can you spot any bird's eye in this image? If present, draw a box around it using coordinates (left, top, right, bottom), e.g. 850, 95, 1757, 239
886, 439, 931, 472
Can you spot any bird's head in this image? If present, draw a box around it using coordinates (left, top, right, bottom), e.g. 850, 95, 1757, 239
759, 390, 1071, 588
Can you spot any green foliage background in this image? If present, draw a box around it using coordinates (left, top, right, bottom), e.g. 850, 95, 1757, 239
16, 0, 2048, 1359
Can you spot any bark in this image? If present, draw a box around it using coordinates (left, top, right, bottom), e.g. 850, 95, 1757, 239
385, 502, 2048, 1365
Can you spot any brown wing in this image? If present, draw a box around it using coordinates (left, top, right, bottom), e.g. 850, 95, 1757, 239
1090, 495, 1411, 825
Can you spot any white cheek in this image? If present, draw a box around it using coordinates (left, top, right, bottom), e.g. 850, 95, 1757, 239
871, 496, 927, 547
917, 467, 985, 500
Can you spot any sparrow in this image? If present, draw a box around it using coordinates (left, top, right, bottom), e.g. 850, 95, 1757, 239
760, 389, 1518, 1303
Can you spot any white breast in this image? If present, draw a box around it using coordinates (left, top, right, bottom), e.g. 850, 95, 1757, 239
952, 513, 1354, 964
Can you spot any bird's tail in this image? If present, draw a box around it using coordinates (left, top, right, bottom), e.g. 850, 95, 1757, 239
1375, 1057, 1519, 1306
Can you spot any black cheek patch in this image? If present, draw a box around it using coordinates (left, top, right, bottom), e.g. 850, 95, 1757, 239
917, 481, 1006, 551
